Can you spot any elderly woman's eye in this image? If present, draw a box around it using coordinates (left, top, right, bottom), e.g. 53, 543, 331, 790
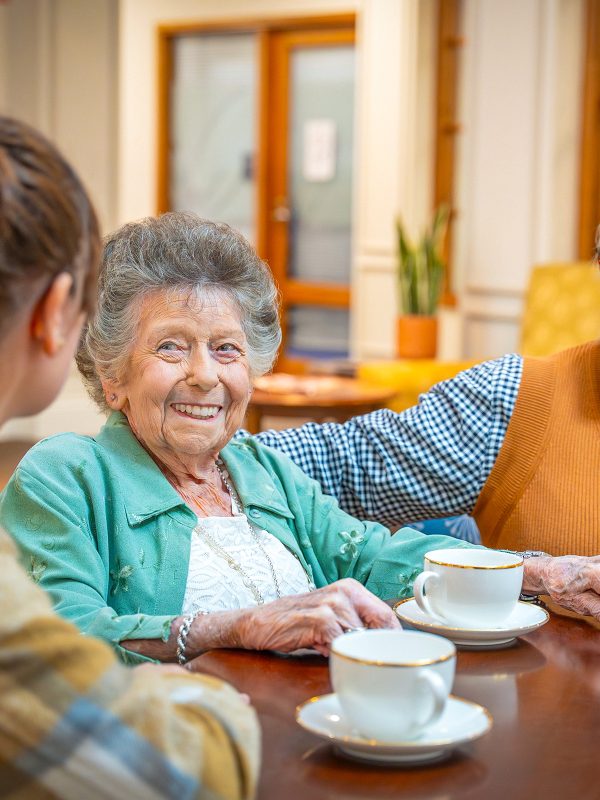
158, 341, 180, 352
215, 343, 243, 361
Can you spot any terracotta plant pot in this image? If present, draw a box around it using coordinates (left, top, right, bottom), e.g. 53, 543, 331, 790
396, 315, 438, 359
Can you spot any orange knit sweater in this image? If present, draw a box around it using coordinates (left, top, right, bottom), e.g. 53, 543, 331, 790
473, 340, 600, 556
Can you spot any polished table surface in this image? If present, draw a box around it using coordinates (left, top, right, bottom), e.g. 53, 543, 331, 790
191, 609, 600, 799
246, 375, 398, 432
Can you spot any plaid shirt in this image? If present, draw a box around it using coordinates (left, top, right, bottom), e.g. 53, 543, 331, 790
252, 356, 523, 534
0, 531, 258, 800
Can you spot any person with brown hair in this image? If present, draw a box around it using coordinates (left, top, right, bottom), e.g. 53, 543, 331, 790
0, 116, 258, 800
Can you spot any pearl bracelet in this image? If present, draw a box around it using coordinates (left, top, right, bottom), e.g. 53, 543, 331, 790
176, 610, 209, 665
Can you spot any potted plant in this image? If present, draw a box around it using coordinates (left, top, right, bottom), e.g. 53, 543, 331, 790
396, 205, 449, 359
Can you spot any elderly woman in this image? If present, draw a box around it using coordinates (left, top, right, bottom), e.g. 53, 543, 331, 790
1, 212, 595, 665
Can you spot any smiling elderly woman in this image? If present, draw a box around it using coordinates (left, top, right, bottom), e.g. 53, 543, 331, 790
0, 214, 494, 664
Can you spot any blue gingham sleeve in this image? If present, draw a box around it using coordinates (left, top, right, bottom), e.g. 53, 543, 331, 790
249, 355, 522, 531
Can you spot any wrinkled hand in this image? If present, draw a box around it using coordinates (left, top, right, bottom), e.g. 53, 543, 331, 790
236, 578, 401, 656
525, 555, 600, 619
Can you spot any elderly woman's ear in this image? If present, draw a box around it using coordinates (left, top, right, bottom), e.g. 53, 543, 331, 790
31, 272, 84, 356
101, 379, 127, 411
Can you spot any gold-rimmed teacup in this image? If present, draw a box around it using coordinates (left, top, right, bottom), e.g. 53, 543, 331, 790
330, 629, 456, 742
414, 548, 524, 629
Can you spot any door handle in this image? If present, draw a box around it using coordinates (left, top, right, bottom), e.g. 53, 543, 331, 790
272, 200, 291, 223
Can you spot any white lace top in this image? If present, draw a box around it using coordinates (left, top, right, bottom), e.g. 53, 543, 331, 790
182, 480, 313, 616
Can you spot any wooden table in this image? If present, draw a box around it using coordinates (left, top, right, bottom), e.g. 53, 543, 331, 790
191, 610, 600, 799
246, 375, 397, 433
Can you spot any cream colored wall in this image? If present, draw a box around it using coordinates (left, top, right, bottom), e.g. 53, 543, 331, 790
0, 0, 117, 440
455, 0, 585, 359
352, 0, 438, 360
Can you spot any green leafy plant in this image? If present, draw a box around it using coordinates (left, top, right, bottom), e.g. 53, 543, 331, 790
396, 205, 449, 315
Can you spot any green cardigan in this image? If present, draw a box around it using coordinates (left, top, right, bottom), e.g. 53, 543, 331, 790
0, 413, 472, 663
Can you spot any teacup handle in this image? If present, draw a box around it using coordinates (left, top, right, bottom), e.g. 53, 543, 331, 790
416, 670, 448, 729
413, 571, 446, 622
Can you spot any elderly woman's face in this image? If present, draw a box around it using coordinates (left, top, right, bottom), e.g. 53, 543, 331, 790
111, 289, 251, 465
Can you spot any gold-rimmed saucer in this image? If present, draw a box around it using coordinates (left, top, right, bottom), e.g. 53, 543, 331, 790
394, 598, 549, 648
296, 693, 492, 765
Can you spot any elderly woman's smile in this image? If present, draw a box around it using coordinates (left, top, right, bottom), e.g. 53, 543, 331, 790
172, 403, 222, 419
105, 288, 252, 474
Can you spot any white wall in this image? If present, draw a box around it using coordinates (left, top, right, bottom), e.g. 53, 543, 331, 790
455, 0, 584, 359
0, 0, 118, 440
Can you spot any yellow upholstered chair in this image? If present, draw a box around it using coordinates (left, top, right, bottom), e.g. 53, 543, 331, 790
519, 262, 600, 357
357, 359, 477, 413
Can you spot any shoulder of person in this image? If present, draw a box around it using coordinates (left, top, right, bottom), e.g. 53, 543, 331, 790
16, 430, 100, 465
7, 430, 106, 490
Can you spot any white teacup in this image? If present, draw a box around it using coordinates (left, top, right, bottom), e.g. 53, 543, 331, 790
413, 548, 524, 628
330, 629, 456, 742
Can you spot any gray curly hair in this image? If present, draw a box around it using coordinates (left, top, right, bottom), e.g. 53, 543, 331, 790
76, 212, 281, 412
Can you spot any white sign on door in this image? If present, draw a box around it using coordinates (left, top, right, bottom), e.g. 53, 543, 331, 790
303, 119, 337, 182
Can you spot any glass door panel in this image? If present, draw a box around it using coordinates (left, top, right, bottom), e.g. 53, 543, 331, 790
288, 46, 355, 285
287, 305, 350, 359
170, 34, 257, 244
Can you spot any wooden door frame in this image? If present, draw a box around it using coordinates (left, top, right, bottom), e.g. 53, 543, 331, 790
156, 13, 355, 224
578, 0, 600, 259
433, 0, 463, 306
156, 14, 355, 372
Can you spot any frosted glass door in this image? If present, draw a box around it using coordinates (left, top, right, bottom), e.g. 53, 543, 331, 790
289, 46, 355, 285
170, 34, 257, 244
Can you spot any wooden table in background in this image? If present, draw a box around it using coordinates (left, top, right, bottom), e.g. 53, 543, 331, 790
246, 375, 398, 433
191, 611, 600, 799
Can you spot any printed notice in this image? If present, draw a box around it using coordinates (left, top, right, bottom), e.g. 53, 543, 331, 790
303, 119, 337, 182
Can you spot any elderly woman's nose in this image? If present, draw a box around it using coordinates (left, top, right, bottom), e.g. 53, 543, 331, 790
185, 351, 219, 388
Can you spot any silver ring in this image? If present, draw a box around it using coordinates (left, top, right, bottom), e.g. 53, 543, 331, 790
342, 626, 367, 634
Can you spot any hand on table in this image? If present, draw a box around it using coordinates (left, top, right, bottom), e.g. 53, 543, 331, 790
189, 578, 400, 658
524, 555, 600, 619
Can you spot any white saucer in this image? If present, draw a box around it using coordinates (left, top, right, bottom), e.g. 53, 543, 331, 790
296, 693, 492, 765
394, 599, 549, 648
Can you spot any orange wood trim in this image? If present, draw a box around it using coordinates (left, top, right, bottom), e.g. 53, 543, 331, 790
157, 14, 356, 38
156, 30, 173, 214
267, 30, 291, 305
256, 30, 270, 261
434, 0, 463, 306
578, 0, 600, 259
284, 281, 351, 308
277, 28, 355, 49
266, 24, 354, 363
